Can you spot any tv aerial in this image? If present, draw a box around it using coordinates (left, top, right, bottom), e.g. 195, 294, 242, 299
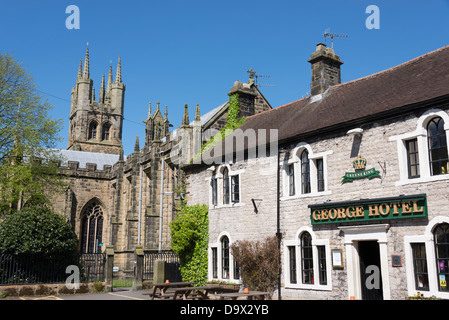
323, 28, 348, 49
247, 68, 276, 88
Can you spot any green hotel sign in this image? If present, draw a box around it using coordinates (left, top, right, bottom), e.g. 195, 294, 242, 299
309, 194, 427, 225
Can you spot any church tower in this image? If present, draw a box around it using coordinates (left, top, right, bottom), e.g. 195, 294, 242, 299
67, 48, 125, 155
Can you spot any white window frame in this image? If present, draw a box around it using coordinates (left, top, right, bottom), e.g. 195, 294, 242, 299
404, 216, 449, 300
283, 226, 332, 291
281, 142, 332, 200
390, 108, 449, 186
207, 164, 245, 209
208, 231, 242, 284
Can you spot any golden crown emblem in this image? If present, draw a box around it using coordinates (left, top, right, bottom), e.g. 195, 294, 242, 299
353, 156, 367, 170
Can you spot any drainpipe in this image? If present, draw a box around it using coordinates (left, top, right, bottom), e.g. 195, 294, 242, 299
137, 162, 143, 246
158, 154, 165, 253
276, 148, 282, 300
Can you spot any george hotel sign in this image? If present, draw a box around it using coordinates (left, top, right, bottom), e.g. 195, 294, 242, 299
309, 194, 427, 225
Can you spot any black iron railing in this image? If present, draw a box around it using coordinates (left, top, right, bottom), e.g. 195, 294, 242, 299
143, 250, 181, 281
0, 252, 105, 285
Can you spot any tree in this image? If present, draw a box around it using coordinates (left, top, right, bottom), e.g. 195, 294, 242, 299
170, 204, 208, 285
0, 53, 64, 213
230, 236, 280, 292
0, 205, 78, 255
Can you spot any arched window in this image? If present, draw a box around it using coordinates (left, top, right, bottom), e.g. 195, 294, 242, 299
88, 121, 98, 140
301, 150, 311, 194
434, 223, 449, 291
223, 168, 230, 205
427, 117, 448, 176
221, 236, 230, 279
102, 123, 111, 141
80, 200, 104, 253
301, 232, 313, 284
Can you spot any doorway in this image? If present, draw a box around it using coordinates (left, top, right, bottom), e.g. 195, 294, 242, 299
358, 241, 383, 300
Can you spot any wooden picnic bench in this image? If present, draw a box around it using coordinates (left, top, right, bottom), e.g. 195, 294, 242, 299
216, 291, 271, 300
171, 285, 221, 300
143, 281, 196, 300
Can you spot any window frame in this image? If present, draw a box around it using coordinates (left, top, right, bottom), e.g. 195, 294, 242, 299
427, 117, 448, 176
208, 232, 241, 284
222, 168, 230, 205
434, 223, 449, 292
404, 217, 449, 299
284, 227, 331, 291
287, 164, 295, 196
101, 122, 111, 141
88, 121, 98, 140
209, 165, 244, 208
406, 138, 420, 179
390, 109, 449, 186
281, 143, 332, 200
80, 200, 104, 254
221, 236, 230, 279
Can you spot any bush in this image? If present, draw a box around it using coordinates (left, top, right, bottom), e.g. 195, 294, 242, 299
0, 205, 78, 255
230, 236, 280, 292
170, 204, 208, 285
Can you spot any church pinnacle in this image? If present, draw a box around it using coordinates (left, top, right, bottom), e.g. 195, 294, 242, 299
82, 47, 90, 79
77, 60, 82, 79
115, 56, 122, 84
182, 104, 189, 126
195, 104, 201, 122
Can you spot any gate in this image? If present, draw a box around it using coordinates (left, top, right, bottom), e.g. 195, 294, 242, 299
143, 250, 181, 282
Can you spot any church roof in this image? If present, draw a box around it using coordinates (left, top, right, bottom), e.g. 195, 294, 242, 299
194, 102, 227, 127
53, 149, 121, 170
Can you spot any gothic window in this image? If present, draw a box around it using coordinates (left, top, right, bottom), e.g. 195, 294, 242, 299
102, 122, 111, 141
428, 117, 448, 176
88, 121, 98, 140
80, 200, 104, 253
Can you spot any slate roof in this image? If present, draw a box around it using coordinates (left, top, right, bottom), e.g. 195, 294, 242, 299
210, 44, 449, 155
53, 149, 121, 169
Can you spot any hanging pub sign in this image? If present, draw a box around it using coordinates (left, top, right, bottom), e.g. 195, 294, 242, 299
309, 194, 427, 225
342, 156, 380, 183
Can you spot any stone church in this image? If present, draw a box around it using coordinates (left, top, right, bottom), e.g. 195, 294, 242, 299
51, 47, 272, 278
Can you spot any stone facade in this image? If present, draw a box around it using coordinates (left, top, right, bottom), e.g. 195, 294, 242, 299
49, 49, 271, 279
184, 44, 449, 300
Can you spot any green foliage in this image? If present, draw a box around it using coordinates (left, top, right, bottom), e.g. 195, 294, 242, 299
0, 52, 65, 212
230, 236, 280, 292
0, 205, 78, 255
170, 204, 208, 285
194, 93, 246, 160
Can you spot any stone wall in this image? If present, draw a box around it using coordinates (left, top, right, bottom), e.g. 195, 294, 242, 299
185, 104, 449, 300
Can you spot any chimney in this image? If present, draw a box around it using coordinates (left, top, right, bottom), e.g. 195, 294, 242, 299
308, 43, 343, 96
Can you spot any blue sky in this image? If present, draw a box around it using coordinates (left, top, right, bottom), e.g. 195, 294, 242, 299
1, 0, 449, 155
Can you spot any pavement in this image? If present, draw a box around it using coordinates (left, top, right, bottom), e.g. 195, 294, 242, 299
6, 287, 150, 300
